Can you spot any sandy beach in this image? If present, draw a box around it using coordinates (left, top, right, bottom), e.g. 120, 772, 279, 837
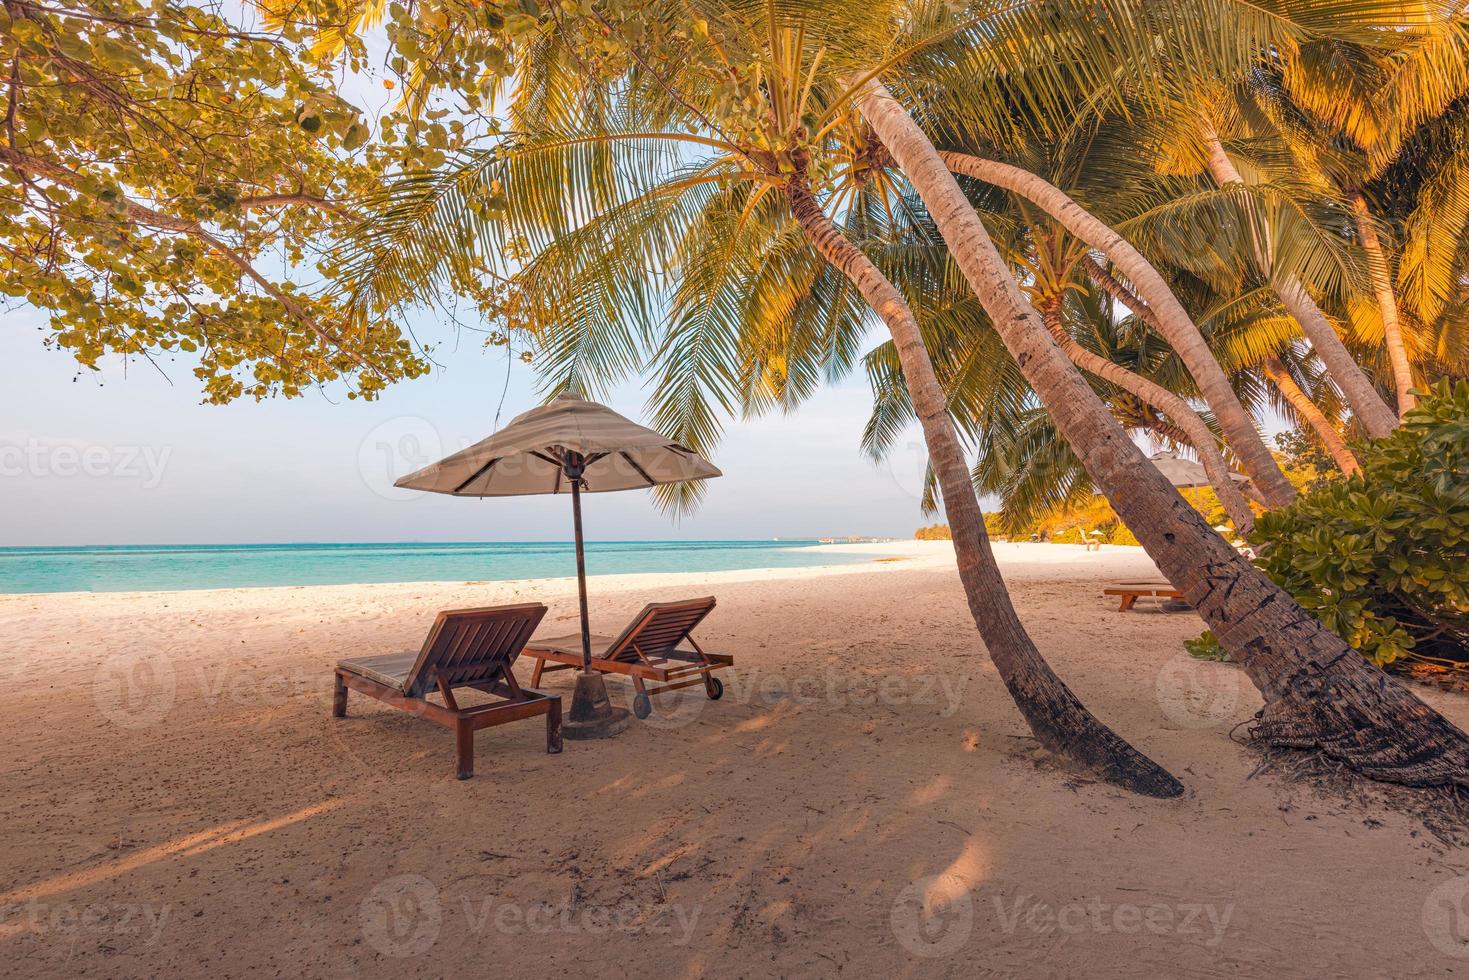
1, 541, 1466, 977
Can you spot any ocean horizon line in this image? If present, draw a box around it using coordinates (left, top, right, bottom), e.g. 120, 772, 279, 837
0, 538, 879, 595
0, 537, 826, 552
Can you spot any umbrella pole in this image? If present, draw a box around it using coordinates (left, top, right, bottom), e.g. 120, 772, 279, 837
570, 474, 593, 674
559, 453, 630, 739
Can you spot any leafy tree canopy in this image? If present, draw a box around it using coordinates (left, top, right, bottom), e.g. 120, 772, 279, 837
0, 0, 443, 401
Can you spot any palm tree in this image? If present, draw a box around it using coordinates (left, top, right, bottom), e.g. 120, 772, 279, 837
1193, 117, 1400, 437
855, 74, 1469, 788
335, 5, 1186, 795
333, 0, 1469, 788
864, 283, 1253, 531
932, 150, 1294, 508
1274, 19, 1469, 413
1260, 354, 1362, 477
1006, 207, 1258, 529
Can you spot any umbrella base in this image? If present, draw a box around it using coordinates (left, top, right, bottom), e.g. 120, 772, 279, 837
562, 672, 631, 739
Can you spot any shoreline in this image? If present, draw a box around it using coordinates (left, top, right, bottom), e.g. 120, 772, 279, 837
0, 541, 1154, 602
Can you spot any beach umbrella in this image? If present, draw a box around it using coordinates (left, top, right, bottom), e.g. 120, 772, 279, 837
1147, 450, 1251, 490
394, 392, 722, 738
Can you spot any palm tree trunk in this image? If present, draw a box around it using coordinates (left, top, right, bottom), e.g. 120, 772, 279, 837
1037, 294, 1256, 532
941, 151, 1295, 508
784, 162, 1183, 799
1147, 418, 1195, 448
1260, 356, 1363, 477
858, 77, 1469, 788
1348, 192, 1417, 415
1198, 125, 1399, 439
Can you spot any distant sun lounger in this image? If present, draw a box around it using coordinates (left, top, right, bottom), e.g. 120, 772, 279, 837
333, 603, 562, 779
525, 596, 733, 720
1103, 581, 1188, 612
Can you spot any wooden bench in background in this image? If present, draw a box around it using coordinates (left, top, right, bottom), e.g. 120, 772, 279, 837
1103, 581, 1186, 612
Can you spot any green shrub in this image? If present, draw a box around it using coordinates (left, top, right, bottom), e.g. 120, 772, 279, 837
1244, 381, 1469, 666
1051, 527, 1084, 544
1184, 631, 1230, 662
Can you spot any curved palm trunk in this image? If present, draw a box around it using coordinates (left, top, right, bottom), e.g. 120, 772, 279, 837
784, 166, 1183, 799
859, 78, 1469, 789
1260, 356, 1363, 477
1348, 192, 1417, 416
1037, 294, 1256, 532
1198, 126, 1399, 439
941, 151, 1295, 508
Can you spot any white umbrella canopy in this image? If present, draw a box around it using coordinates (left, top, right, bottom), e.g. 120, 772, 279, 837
394, 392, 722, 496
1147, 450, 1250, 490
394, 392, 722, 739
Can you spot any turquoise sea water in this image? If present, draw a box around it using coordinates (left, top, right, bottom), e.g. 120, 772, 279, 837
0, 540, 867, 594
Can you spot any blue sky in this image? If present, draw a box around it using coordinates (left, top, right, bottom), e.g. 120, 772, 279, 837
0, 14, 947, 548
1, 303, 936, 546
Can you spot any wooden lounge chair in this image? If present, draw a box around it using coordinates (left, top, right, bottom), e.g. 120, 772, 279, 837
1102, 581, 1187, 612
332, 603, 561, 779
524, 597, 732, 720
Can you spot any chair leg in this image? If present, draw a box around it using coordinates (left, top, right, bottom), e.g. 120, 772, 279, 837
530, 658, 545, 688
455, 719, 474, 780
1118, 594, 1137, 612
332, 671, 348, 717
546, 698, 563, 754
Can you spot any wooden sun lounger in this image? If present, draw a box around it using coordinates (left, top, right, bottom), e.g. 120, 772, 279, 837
1103, 581, 1187, 612
524, 597, 732, 720
333, 603, 561, 779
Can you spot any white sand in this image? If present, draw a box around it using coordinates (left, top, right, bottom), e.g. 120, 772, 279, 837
0, 543, 1465, 977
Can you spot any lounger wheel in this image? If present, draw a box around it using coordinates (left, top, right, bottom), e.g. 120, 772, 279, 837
632, 692, 652, 719
706, 677, 723, 701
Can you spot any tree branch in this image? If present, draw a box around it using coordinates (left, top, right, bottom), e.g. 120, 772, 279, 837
0, 145, 380, 376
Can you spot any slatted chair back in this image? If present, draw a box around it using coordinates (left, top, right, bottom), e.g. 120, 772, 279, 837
604, 597, 716, 662
402, 603, 547, 698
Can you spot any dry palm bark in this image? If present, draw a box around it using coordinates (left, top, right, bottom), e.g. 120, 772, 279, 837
1197, 126, 1400, 438
1260, 357, 1363, 477
941, 151, 1295, 507
858, 78, 1469, 788
1348, 192, 1417, 416
1035, 294, 1257, 532
784, 153, 1184, 799
1082, 256, 1362, 478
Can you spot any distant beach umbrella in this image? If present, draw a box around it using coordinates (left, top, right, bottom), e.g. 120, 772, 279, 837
395, 392, 722, 738
1147, 450, 1250, 490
